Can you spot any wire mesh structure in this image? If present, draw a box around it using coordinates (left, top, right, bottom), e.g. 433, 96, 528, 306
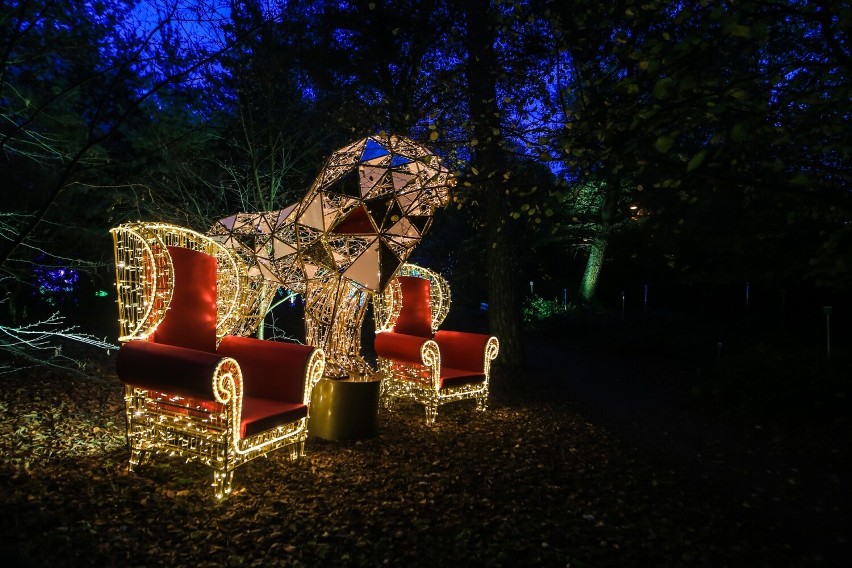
373, 264, 499, 425
112, 222, 275, 343
111, 223, 325, 498
208, 134, 455, 377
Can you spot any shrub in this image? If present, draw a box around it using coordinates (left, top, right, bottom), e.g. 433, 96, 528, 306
523, 295, 572, 328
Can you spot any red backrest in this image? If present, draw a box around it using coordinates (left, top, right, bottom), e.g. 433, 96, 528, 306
393, 276, 433, 338
150, 246, 218, 353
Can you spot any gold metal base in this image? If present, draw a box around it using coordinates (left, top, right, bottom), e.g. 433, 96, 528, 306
309, 376, 381, 440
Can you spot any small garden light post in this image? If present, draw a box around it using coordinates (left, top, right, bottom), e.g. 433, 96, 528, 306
824, 306, 832, 360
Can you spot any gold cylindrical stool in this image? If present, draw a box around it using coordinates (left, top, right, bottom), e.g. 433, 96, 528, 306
309, 375, 381, 440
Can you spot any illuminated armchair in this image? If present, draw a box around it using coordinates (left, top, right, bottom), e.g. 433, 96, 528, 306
373, 264, 499, 425
111, 223, 325, 499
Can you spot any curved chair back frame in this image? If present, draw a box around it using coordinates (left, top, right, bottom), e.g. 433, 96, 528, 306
111, 222, 274, 344
374, 263, 451, 334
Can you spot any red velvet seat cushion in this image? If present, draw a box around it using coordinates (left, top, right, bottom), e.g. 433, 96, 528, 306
141, 394, 307, 440
148, 393, 224, 418
440, 368, 486, 389
393, 276, 433, 338
240, 397, 308, 438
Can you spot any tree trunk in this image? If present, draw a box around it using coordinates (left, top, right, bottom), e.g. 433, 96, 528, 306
579, 235, 607, 303
465, 0, 523, 370
578, 180, 619, 303
486, 190, 523, 369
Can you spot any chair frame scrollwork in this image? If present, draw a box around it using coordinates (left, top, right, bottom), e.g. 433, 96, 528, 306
113, 222, 325, 499
122, 347, 325, 499
374, 263, 499, 425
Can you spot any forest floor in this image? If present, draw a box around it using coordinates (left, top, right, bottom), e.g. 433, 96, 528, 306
0, 319, 850, 567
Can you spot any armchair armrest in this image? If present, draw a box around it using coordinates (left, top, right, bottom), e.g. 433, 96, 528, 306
374, 332, 436, 365
116, 340, 238, 402
217, 336, 324, 405
434, 331, 498, 372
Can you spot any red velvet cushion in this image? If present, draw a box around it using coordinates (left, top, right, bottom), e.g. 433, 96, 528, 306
440, 367, 486, 389
151, 246, 218, 353
434, 330, 491, 371
116, 341, 224, 400
393, 276, 432, 338
374, 331, 431, 365
217, 336, 314, 403
240, 397, 308, 438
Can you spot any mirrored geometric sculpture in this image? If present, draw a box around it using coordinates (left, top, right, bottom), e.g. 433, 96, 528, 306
209, 134, 454, 295
208, 134, 454, 377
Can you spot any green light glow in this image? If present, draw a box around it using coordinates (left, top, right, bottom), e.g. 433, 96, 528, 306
579, 237, 606, 302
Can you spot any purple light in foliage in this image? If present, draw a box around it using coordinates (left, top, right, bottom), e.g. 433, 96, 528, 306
33, 262, 79, 306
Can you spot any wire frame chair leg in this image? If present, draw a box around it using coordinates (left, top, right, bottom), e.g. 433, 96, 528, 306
288, 441, 304, 461
475, 394, 488, 412
424, 402, 438, 426
125, 411, 149, 471
128, 447, 151, 471
381, 395, 396, 412
124, 390, 153, 472
214, 468, 235, 500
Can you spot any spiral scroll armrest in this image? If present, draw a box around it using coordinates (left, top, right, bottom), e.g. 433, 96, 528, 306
304, 348, 326, 406
483, 336, 499, 386
420, 339, 441, 391
116, 341, 237, 401
212, 358, 243, 454
374, 332, 441, 390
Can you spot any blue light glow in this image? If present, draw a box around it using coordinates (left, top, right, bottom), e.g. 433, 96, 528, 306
33, 262, 80, 306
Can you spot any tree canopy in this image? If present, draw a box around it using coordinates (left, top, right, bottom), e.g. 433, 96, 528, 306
2, 0, 849, 370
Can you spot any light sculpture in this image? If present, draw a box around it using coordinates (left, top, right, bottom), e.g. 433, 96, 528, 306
374, 264, 499, 424
111, 223, 325, 498
209, 134, 454, 378
112, 222, 275, 343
